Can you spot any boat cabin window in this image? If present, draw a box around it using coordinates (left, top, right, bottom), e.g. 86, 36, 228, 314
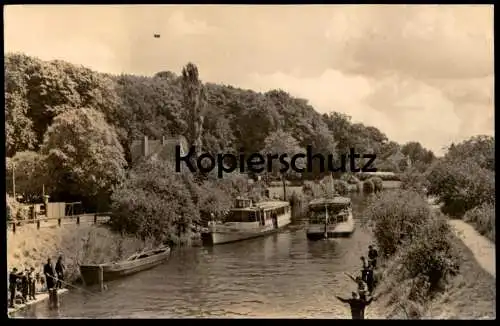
308, 205, 348, 224
225, 210, 257, 222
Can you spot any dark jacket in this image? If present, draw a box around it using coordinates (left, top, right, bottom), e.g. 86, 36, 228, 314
55, 261, 65, 275
368, 248, 378, 260
337, 296, 373, 319
9, 272, 19, 291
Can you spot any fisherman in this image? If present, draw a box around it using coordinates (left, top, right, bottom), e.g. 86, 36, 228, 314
35, 272, 41, 293
28, 267, 37, 300
55, 256, 65, 289
9, 267, 20, 308
44, 258, 56, 292
360, 256, 369, 282
21, 269, 29, 303
368, 245, 378, 269
345, 272, 368, 300
336, 291, 375, 320
365, 264, 375, 294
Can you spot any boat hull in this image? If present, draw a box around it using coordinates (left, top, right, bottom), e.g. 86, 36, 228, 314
202, 212, 292, 245
306, 217, 355, 240
79, 247, 171, 285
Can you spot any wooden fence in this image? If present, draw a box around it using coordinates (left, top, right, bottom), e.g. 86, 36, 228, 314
7, 212, 112, 234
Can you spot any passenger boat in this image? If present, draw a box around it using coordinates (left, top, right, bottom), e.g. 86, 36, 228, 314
306, 197, 355, 240
79, 246, 171, 285
201, 197, 291, 245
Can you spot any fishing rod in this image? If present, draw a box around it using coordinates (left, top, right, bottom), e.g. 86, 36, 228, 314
45, 274, 101, 297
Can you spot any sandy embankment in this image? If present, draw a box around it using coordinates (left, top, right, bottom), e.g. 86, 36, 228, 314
7, 222, 152, 283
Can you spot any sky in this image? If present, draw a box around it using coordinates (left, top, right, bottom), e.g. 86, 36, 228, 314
4, 5, 494, 155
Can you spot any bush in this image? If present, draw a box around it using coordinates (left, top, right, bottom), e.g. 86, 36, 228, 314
401, 169, 429, 194
333, 180, 349, 195
363, 179, 375, 193
365, 190, 431, 257
463, 203, 495, 242
355, 181, 363, 193
110, 159, 199, 244
427, 160, 495, 218
340, 173, 361, 184
400, 215, 460, 294
370, 177, 383, 192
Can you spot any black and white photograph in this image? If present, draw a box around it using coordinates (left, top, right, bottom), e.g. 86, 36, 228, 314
5, 4, 495, 319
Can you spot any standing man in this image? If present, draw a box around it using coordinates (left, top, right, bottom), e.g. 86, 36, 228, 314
368, 245, 379, 269
9, 267, 20, 308
336, 292, 375, 319
44, 258, 55, 291
365, 264, 375, 294
360, 256, 369, 282
20, 269, 29, 303
28, 267, 37, 300
55, 256, 65, 289
345, 272, 368, 300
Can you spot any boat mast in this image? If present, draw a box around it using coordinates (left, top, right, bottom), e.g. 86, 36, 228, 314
324, 204, 328, 239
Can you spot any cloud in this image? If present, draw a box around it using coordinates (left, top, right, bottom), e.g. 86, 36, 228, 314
239, 69, 490, 155
323, 5, 493, 79
3, 5, 494, 154
166, 10, 217, 36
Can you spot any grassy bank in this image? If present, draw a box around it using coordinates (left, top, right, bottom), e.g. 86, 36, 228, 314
7, 223, 154, 283
366, 190, 495, 319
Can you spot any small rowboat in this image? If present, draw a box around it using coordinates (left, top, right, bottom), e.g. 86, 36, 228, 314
79, 246, 170, 285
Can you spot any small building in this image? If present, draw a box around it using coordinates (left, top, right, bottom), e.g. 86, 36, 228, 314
130, 135, 189, 165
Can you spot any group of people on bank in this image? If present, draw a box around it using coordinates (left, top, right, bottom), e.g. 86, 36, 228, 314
8, 256, 65, 309
336, 245, 379, 320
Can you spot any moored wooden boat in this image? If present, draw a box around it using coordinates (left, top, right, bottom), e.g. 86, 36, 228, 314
79, 246, 171, 285
202, 197, 291, 246
306, 197, 355, 240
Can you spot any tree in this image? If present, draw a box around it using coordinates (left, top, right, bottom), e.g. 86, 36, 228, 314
427, 159, 494, 217
110, 159, 199, 244
181, 63, 205, 158
41, 108, 127, 210
401, 141, 436, 165
6, 151, 48, 202
5, 54, 38, 156
262, 130, 305, 200
445, 135, 494, 171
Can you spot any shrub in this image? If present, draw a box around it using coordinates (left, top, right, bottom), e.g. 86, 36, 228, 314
334, 180, 350, 195
370, 177, 383, 192
302, 183, 314, 198
355, 181, 363, 193
463, 203, 495, 242
400, 215, 461, 294
363, 179, 375, 193
427, 160, 495, 218
365, 190, 431, 257
110, 159, 199, 244
340, 173, 361, 184
401, 169, 429, 194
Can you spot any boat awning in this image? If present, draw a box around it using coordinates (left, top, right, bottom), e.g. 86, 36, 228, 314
308, 197, 351, 207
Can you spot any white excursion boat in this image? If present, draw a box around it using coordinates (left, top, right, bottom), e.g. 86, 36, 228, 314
201, 197, 292, 245
306, 197, 355, 240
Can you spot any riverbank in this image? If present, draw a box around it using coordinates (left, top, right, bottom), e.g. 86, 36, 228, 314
368, 192, 496, 319
8, 288, 69, 316
7, 222, 154, 284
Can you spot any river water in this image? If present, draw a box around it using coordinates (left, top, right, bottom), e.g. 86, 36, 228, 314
15, 193, 376, 319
